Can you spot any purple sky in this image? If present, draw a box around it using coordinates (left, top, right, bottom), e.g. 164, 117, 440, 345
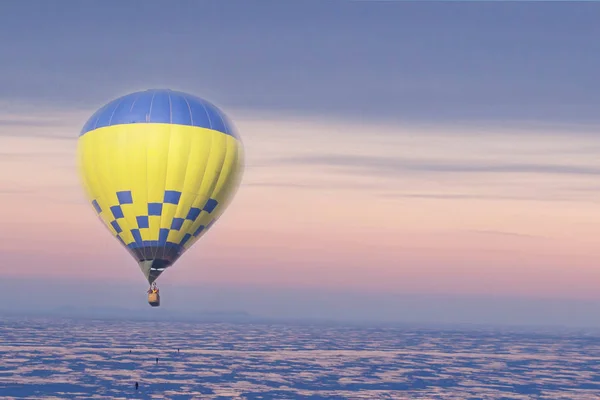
1, 0, 600, 326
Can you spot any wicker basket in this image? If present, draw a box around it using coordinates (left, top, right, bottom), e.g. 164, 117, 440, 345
148, 292, 160, 307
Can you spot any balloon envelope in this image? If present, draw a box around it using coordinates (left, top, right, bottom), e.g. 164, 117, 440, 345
77, 89, 244, 284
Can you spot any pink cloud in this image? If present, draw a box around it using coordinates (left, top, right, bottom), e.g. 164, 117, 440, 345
2, 112, 600, 300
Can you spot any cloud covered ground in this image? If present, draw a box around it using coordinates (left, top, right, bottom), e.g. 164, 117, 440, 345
1, 318, 599, 399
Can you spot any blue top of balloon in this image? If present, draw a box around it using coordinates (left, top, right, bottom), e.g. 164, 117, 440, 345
80, 89, 238, 138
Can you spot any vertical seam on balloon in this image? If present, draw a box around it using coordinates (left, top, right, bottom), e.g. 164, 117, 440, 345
144, 124, 154, 264
91, 135, 113, 238
229, 145, 244, 203
144, 92, 161, 259
121, 124, 139, 259
187, 129, 213, 248
205, 134, 229, 205
123, 127, 147, 261
189, 130, 225, 248
116, 125, 138, 258
157, 123, 174, 262
88, 134, 112, 241
199, 100, 212, 130
164, 92, 176, 257
169, 92, 192, 252
90, 112, 99, 131
129, 92, 141, 112
83, 136, 110, 239
206, 138, 238, 230
142, 125, 151, 263
203, 133, 229, 237
112, 127, 134, 254
168, 92, 173, 124
92, 105, 106, 130
108, 97, 127, 125
148, 90, 156, 123
215, 109, 229, 135
93, 131, 136, 261
111, 120, 137, 259
183, 97, 193, 125
171, 126, 195, 256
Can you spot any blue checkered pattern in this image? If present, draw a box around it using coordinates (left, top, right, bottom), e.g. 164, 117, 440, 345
92, 190, 219, 252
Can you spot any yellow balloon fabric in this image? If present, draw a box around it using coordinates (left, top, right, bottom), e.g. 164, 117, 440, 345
77, 89, 244, 284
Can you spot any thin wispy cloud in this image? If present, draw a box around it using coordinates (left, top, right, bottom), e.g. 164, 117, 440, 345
377, 193, 580, 203
0, 188, 33, 195
0, 131, 76, 140
0, 111, 83, 140
271, 155, 600, 178
0, 129, 74, 140
0, 151, 72, 159
0, 119, 68, 128
243, 181, 379, 191
465, 230, 543, 239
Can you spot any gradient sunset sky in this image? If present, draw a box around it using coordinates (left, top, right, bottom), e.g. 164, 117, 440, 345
2, 1, 600, 326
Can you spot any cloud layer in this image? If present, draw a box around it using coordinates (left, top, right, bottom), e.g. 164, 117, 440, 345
2, 110, 600, 307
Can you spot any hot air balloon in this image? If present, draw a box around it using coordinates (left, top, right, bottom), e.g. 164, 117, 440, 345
77, 89, 244, 307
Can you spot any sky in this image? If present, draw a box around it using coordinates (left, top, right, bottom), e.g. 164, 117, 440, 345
2, 0, 600, 327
